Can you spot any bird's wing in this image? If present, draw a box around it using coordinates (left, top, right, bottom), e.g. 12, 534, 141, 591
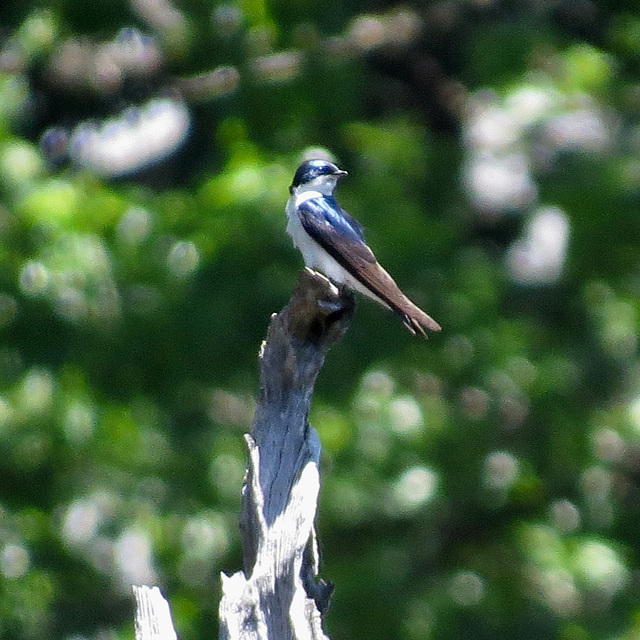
297, 197, 441, 334
297, 196, 376, 266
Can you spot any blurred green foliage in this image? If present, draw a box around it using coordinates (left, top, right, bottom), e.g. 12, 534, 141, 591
0, 1, 639, 640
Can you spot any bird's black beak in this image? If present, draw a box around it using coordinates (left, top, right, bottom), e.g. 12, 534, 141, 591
335, 170, 348, 178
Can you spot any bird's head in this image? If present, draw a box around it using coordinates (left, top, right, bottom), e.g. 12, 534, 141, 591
289, 159, 348, 195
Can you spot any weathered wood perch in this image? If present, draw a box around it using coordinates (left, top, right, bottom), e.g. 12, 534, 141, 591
133, 269, 353, 640
219, 268, 354, 640
133, 585, 178, 640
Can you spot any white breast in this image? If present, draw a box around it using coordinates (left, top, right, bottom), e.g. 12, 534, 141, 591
285, 191, 387, 306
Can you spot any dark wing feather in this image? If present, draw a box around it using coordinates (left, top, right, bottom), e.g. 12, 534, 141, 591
297, 197, 441, 335
297, 196, 376, 267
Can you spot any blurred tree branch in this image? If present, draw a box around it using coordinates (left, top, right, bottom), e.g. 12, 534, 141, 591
133, 585, 178, 640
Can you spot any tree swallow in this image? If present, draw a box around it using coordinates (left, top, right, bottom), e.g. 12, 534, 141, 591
286, 159, 441, 336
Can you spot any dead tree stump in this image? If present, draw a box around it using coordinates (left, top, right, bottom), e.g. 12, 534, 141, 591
134, 269, 353, 640
219, 269, 354, 640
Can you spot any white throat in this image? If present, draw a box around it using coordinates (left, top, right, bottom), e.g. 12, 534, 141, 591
293, 175, 338, 197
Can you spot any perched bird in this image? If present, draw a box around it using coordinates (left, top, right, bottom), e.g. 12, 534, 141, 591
286, 159, 441, 336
